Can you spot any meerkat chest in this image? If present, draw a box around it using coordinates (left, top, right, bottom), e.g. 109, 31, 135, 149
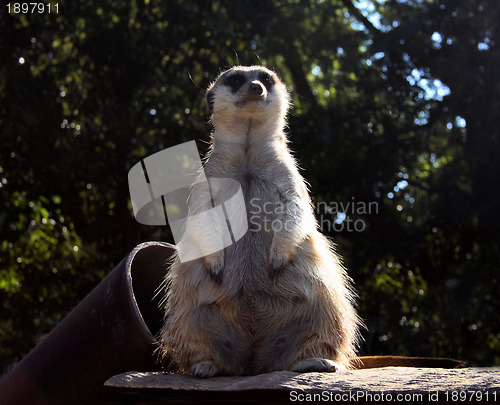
204, 159, 283, 279
234, 162, 285, 225
207, 155, 287, 210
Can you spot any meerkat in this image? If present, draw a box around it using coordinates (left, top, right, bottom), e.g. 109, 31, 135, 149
158, 66, 464, 377
159, 65, 359, 378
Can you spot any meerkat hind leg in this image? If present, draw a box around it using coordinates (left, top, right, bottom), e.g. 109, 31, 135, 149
291, 358, 344, 373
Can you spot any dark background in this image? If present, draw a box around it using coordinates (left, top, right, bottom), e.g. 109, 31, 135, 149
1, 0, 499, 374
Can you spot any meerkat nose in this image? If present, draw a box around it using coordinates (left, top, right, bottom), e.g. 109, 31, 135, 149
248, 81, 267, 99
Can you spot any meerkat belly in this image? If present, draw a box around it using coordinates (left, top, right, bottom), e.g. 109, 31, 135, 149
223, 172, 278, 279
220, 169, 310, 320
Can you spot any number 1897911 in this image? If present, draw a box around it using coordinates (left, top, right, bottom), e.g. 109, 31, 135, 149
7, 3, 59, 14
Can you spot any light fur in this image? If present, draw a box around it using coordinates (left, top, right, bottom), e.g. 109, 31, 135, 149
159, 66, 360, 377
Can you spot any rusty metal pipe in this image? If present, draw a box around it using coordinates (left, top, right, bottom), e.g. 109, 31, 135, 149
0, 241, 174, 404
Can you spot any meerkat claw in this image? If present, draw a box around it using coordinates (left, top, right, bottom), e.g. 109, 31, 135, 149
268, 251, 289, 280
203, 252, 224, 284
190, 361, 219, 378
209, 269, 223, 284
269, 262, 285, 281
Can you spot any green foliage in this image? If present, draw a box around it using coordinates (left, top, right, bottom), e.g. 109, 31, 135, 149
0, 193, 93, 368
1, 0, 498, 371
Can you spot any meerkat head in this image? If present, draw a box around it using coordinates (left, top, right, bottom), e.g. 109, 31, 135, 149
206, 66, 289, 132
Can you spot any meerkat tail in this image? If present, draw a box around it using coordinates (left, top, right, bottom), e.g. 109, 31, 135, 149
350, 356, 466, 369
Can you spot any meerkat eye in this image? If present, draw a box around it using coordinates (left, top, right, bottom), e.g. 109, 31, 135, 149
259, 73, 275, 89
223, 74, 246, 92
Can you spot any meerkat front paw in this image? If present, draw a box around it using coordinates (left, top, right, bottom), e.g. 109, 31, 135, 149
291, 358, 343, 373
203, 250, 224, 284
268, 249, 291, 281
268, 253, 287, 280
190, 360, 219, 378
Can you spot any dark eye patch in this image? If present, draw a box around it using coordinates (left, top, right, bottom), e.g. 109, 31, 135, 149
259, 72, 275, 90
223, 73, 246, 93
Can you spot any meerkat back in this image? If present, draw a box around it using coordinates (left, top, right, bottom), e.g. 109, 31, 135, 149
159, 66, 359, 378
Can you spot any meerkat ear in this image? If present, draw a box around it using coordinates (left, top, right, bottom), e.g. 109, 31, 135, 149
206, 88, 215, 114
